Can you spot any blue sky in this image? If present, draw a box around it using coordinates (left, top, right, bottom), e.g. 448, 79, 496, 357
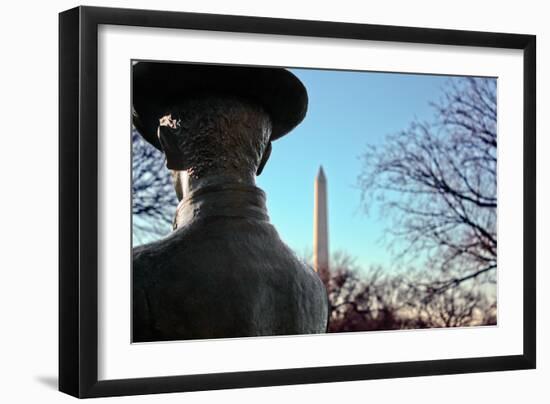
256, 68, 453, 270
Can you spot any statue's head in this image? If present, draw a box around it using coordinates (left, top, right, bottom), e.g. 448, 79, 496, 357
132, 62, 308, 198
157, 95, 272, 179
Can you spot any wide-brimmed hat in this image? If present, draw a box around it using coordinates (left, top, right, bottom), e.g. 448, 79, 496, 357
132, 61, 308, 151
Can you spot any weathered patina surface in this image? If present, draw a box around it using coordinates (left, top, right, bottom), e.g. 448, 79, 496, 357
132, 63, 328, 342
133, 182, 328, 341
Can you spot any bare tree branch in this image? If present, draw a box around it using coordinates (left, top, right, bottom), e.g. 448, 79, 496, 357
132, 129, 178, 243
358, 77, 497, 290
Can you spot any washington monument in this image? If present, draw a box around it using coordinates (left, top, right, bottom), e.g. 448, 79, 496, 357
313, 166, 329, 279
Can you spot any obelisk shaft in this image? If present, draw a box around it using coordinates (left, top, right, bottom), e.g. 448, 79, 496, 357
313, 166, 329, 278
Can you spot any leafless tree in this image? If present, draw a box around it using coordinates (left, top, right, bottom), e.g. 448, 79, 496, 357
358, 77, 497, 297
132, 129, 177, 244
319, 251, 410, 332
317, 251, 496, 332
410, 277, 496, 328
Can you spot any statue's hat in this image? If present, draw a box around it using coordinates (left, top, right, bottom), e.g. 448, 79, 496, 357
132, 61, 308, 151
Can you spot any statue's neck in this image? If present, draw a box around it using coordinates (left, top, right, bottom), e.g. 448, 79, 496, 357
172, 171, 256, 200
173, 178, 269, 229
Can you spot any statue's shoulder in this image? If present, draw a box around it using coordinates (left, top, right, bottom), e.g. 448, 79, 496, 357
132, 225, 204, 281
133, 225, 194, 261
133, 238, 165, 263
132, 234, 180, 276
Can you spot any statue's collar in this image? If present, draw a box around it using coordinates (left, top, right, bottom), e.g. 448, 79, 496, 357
174, 183, 269, 228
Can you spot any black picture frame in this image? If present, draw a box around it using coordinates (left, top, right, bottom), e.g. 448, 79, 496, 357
59, 5, 536, 398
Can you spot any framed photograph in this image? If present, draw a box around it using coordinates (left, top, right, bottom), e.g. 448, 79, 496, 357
59, 6, 536, 398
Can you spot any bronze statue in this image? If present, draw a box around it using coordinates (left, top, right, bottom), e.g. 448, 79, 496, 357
132, 62, 328, 342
